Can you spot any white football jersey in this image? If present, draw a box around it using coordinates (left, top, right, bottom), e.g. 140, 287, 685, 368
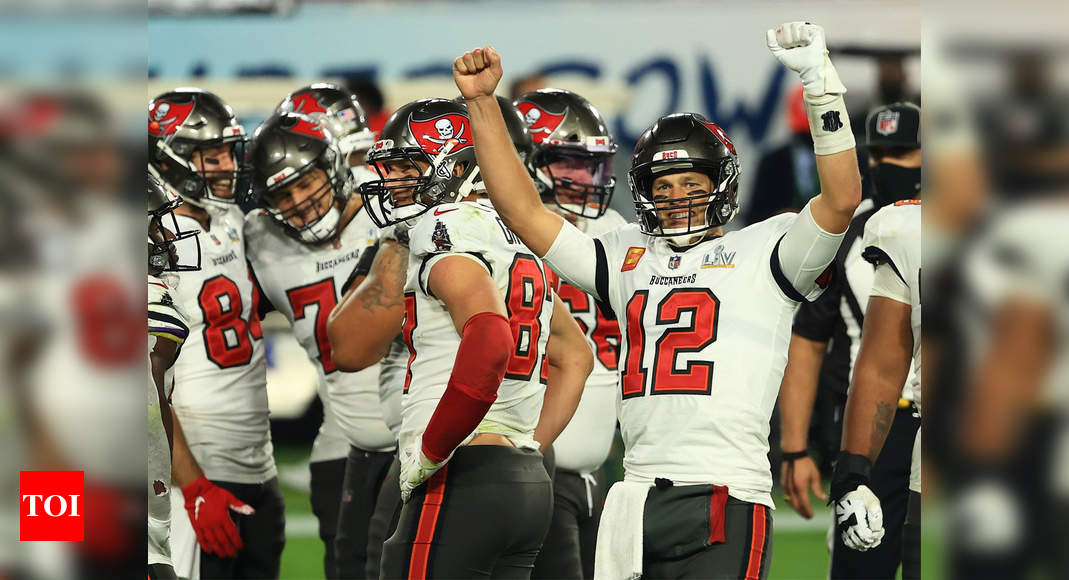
589, 214, 810, 507
862, 199, 922, 493
399, 199, 554, 454
545, 209, 627, 474
148, 275, 188, 567
862, 201, 922, 410
245, 207, 395, 453
171, 207, 274, 484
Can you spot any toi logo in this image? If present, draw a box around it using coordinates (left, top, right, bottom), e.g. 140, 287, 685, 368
20, 471, 84, 541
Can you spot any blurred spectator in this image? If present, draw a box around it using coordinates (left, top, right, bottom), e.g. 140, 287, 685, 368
509, 73, 548, 101
921, 15, 1068, 575
743, 85, 819, 224
345, 78, 391, 137
978, 50, 1069, 198
875, 55, 912, 106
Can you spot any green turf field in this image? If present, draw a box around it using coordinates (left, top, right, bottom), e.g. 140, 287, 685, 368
273, 444, 938, 579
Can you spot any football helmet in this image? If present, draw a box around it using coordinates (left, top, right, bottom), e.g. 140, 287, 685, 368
628, 113, 741, 242
148, 174, 200, 275
276, 83, 375, 169
360, 98, 481, 227
148, 88, 246, 212
246, 112, 351, 244
514, 88, 616, 218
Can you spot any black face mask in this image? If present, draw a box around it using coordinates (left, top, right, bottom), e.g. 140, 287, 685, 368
870, 163, 920, 207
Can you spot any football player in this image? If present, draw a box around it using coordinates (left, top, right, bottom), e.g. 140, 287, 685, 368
148, 175, 198, 580
455, 23, 861, 577
244, 110, 395, 580
513, 88, 626, 580
338, 97, 593, 578
778, 102, 921, 579
830, 197, 920, 577
326, 94, 541, 579
272, 82, 385, 579
149, 88, 283, 579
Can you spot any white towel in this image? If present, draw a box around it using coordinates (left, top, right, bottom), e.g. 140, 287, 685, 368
594, 480, 652, 580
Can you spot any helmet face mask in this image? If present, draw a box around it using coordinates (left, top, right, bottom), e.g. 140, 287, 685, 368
359, 99, 480, 228
361, 149, 444, 227
188, 141, 243, 200
262, 165, 347, 244
248, 113, 352, 245
630, 160, 739, 239
148, 89, 247, 213
148, 176, 200, 275
515, 89, 617, 220
537, 147, 615, 219
628, 113, 741, 243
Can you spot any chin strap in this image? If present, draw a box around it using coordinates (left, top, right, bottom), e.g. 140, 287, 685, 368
300, 205, 341, 243
457, 165, 483, 198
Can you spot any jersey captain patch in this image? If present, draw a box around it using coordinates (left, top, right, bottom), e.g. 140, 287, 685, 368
621, 247, 646, 271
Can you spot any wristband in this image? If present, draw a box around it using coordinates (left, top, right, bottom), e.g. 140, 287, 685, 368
805, 93, 855, 155
830, 451, 872, 503
782, 449, 809, 462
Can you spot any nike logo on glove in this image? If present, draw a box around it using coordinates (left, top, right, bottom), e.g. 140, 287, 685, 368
194, 496, 206, 520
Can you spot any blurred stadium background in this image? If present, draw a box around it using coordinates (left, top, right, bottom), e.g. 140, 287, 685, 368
5, 0, 1069, 578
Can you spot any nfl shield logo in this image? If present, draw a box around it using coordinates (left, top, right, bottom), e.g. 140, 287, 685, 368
668, 255, 681, 270
876, 110, 900, 136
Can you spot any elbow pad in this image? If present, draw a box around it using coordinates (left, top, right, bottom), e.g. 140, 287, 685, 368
421, 311, 512, 462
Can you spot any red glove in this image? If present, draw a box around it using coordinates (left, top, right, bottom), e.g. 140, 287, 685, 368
181, 476, 255, 558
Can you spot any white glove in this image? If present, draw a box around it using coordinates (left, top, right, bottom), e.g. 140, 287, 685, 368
766, 22, 846, 97
399, 438, 447, 503
834, 484, 885, 551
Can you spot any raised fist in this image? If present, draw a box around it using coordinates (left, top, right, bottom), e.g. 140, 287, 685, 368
453, 46, 503, 101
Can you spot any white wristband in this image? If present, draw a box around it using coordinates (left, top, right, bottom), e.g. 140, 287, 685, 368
805, 93, 855, 155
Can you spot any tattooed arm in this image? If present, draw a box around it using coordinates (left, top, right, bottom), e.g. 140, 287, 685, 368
840, 296, 914, 462
327, 239, 409, 371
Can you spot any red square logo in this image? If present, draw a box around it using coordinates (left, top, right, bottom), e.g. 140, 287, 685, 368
20, 471, 84, 541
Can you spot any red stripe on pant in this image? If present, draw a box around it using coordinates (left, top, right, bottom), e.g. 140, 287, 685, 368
745, 504, 767, 580
408, 465, 449, 580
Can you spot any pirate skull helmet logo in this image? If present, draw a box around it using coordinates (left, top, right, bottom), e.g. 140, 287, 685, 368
435, 118, 455, 140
